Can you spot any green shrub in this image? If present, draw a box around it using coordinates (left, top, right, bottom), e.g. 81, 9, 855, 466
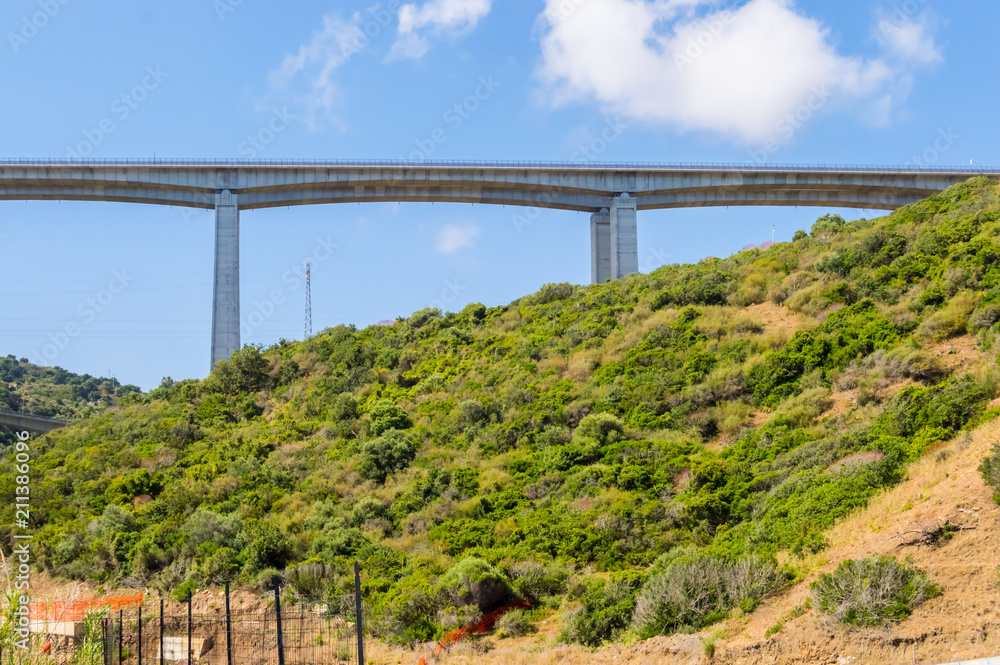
631, 552, 781, 637
560, 572, 645, 647
368, 399, 412, 436
358, 429, 417, 482
810, 555, 939, 626
496, 608, 533, 637
979, 441, 1000, 504
811, 213, 846, 236
172, 578, 197, 603
439, 558, 514, 614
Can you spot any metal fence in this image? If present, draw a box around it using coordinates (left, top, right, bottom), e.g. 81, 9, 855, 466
111, 581, 363, 665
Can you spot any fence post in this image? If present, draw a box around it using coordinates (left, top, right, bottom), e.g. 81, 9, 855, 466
138, 604, 143, 665
159, 598, 164, 665
187, 595, 192, 665
225, 583, 233, 665
273, 576, 286, 665
119, 609, 124, 664
355, 560, 364, 665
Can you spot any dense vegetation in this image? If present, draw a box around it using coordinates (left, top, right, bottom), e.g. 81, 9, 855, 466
0, 355, 140, 448
3, 177, 1000, 645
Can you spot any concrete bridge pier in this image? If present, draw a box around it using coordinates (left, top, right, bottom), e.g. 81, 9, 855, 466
210, 189, 241, 368
591, 194, 639, 284
590, 208, 611, 283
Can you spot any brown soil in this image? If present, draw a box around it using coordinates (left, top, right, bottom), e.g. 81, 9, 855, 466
744, 303, 814, 337
926, 334, 987, 373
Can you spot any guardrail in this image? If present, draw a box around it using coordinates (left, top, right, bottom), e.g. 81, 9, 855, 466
0, 158, 997, 174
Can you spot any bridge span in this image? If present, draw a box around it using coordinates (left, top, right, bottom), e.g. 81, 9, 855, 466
0, 408, 67, 435
1, 159, 996, 368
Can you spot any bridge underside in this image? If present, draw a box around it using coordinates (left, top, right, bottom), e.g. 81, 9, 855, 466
0, 162, 991, 368
0, 182, 935, 212
0, 409, 67, 434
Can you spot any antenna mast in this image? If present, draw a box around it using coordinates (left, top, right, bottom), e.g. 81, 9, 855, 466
303, 263, 312, 339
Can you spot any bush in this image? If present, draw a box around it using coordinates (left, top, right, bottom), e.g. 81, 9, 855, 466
496, 608, 533, 638
203, 547, 239, 584
211, 344, 269, 394
573, 413, 625, 447
979, 441, 1000, 504
358, 429, 418, 482
560, 572, 644, 647
286, 561, 332, 599
172, 578, 197, 603
439, 558, 514, 614
367, 399, 411, 437
509, 561, 569, 602
811, 213, 846, 236
631, 552, 781, 637
811, 555, 939, 626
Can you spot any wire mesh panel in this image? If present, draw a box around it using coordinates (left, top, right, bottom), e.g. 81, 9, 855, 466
101, 617, 121, 665
122, 604, 358, 665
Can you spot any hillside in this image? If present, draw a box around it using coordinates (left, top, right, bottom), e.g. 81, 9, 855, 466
4, 176, 1000, 659
0, 356, 141, 447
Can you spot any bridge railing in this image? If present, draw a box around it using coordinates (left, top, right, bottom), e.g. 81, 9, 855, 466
0, 158, 998, 174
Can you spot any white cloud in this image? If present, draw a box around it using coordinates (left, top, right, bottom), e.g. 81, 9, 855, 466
437, 224, 480, 253
389, 0, 492, 60
267, 13, 367, 129
876, 13, 943, 65
536, 0, 942, 144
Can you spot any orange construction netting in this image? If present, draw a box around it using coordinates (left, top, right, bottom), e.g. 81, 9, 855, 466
28, 593, 144, 622
431, 599, 530, 659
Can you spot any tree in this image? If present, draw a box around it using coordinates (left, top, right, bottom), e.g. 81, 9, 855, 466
359, 429, 417, 482
811, 213, 846, 236
368, 399, 411, 436
211, 345, 269, 394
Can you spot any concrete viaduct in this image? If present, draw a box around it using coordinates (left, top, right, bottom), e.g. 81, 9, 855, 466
1, 159, 996, 368
0, 408, 67, 434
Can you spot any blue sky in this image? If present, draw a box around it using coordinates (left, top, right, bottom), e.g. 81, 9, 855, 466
0, 0, 996, 391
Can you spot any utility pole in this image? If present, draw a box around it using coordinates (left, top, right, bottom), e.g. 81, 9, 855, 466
303, 263, 312, 339
771, 225, 776, 243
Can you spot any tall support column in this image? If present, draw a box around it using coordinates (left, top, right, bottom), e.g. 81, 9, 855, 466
211, 189, 240, 369
590, 208, 611, 284
610, 193, 639, 279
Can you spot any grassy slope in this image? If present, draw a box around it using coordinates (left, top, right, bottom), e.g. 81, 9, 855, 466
3, 176, 1000, 649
